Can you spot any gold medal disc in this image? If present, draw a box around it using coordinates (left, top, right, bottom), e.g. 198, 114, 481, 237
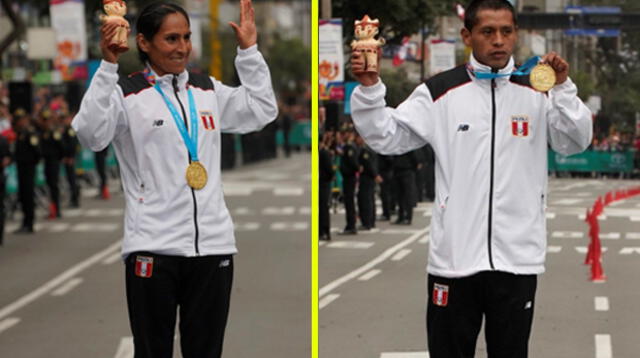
530, 64, 556, 92
186, 161, 208, 190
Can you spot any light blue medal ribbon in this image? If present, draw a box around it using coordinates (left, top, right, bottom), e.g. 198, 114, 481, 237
473, 56, 540, 79
153, 83, 199, 161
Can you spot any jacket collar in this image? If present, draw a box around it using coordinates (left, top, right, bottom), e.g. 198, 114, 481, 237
466, 53, 515, 87
143, 63, 189, 91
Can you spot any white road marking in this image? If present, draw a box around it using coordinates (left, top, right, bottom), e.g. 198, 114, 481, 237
358, 269, 382, 281
262, 206, 296, 215
84, 208, 124, 217
391, 249, 412, 261
235, 222, 260, 231
620, 247, 640, 255
595, 297, 609, 311
546, 213, 556, 219
422, 210, 432, 217
0, 240, 121, 321
222, 187, 253, 196
551, 198, 584, 205
233, 207, 251, 215
552, 231, 584, 239
419, 236, 430, 244
114, 336, 134, 358
381, 229, 422, 235
299, 206, 311, 215
575, 247, 608, 254
595, 334, 612, 358
327, 241, 374, 249
319, 241, 327, 247
547, 246, 562, 253
380, 352, 429, 358
71, 223, 120, 232
102, 252, 122, 265
578, 214, 607, 220
319, 294, 340, 310
63, 209, 83, 218
270, 222, 308, 231
47, 223, 70, 233
0, 317, 20, 335
51, 277, 84, 297
600, 233, 621, 240
320, 227, 429, 297
631, 216, 640, 222
273, 187, 304, 196
626, 233, 640, 240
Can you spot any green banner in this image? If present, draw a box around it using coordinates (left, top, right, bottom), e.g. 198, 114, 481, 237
549, 149, 636, 172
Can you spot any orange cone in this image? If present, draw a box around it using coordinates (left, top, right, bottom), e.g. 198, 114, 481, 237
48, 203, 58, 220
590, 259, 606, 282
101, 185, 111, 200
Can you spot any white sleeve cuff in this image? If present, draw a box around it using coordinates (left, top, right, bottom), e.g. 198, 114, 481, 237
237, 44, 258, 56
100, 60, 119, 73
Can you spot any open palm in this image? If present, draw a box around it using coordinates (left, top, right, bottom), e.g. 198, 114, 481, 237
229, 0, 257, 49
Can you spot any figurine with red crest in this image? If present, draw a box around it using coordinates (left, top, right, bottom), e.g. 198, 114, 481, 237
351, 15, 385, 73
100, 0, 130, 52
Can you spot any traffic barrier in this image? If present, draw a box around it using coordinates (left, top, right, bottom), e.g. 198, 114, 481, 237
584, 186, 640, 282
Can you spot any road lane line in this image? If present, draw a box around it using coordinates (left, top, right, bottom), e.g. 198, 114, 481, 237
320, 228, 429, 297
552, 231, 584, 239
595, 334, 612, 358
576, 247, 608, 254
326, 241, 374, 249
51, 277, 84, 297
114, 336, 134, 358
545, 213, 556, 219
391, 249, 412, 261
620, 247, 640, 255
102, 252, 122, 265
358, 269, 382, 281
595, 297, 609, 311
0, 240, 121, 321
319, 294, 340, 310
0, 317, 20, 334
600, 233, 621, 240
626, 233, 640, 240
547, 246, 562, 253
273, 188, 304, 196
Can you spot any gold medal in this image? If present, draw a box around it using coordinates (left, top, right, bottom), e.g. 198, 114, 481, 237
530, 64, 556, 92
186, 161, 208, 190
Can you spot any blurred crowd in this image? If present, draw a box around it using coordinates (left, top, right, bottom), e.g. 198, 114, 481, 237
0, 81, 115, 245
319, 118, 435, 241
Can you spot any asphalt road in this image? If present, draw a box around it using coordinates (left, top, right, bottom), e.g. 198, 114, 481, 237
320, 177, 640, 358
0, 151, 310, 358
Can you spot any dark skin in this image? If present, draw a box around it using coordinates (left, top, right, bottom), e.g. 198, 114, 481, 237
351, 8, 569, 86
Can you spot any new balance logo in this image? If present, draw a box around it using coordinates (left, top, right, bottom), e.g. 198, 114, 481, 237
457, 124, 470, 132
219, 259, 230, 268
153, 120, 164, 127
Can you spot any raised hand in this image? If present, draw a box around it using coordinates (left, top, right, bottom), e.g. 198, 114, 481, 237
229, 0, 257, 49
541, 51, 569, 85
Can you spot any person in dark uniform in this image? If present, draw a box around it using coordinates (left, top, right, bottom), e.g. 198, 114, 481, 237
39, 110, 64, 218
95, 146, 110, 199
62, 112, 80, 208
319, 131, 335, 241
356, 134, 381, 230
377, 154, 394, 221
338, 128, 359, 235
0, 133, 11, 245
392, 150, 418, 225
13, 109, 41, 233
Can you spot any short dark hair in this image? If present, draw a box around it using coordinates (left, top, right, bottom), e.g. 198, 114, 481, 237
464, 0, 517, 31
136, 2, 190, 64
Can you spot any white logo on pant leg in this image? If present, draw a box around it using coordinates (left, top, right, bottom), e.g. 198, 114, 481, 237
525, 301, 532, 309
219, 259, 230, 268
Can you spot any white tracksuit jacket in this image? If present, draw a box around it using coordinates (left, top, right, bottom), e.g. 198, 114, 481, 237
351, 54, 593, 278
72, 45, 277, 259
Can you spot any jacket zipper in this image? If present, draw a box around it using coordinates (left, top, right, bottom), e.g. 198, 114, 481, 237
172, 75, 200, 255
487, 77, 496, 269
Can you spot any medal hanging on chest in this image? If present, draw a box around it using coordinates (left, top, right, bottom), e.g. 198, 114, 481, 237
154, 79, 208, 190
